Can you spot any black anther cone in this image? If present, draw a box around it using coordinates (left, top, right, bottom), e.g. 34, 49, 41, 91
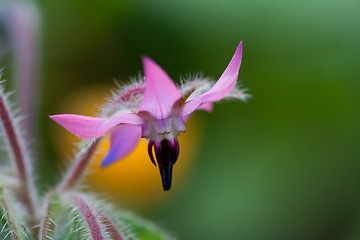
159, 160, 173, 191
148, 139, 180, 191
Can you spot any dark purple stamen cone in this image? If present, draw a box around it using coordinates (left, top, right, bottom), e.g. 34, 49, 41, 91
148, 139, 180, 191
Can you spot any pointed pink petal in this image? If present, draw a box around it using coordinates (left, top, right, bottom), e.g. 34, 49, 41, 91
50, 113, 142, 139
101, 124, 141, 167
138, 56, 182, 119
180, 41, 243, 117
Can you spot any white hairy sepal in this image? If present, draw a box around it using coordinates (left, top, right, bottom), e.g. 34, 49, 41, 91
224, 87, 251, 102
179, 75, 214, 102
101, 77, 145, 118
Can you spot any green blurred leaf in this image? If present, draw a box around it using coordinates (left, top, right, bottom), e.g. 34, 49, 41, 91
119, 213, 174, 240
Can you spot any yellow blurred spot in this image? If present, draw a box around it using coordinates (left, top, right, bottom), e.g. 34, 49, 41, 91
52, 85, 201, 207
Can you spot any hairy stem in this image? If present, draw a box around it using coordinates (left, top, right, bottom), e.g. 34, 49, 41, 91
0, 94, 36, 216
67, 193, 104, 240
0, 194, 18, 240
57, 138, 101, 192
39, 198, 53, 240
98, 212, 123, 240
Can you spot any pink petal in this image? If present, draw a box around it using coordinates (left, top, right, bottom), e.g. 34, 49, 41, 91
180, 41, 243, 117
50, 113, 142, 139
101, 124, 141, 167
138, 56, 182, 119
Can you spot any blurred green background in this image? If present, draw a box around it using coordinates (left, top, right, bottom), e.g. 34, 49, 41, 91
2, 0, 360, 239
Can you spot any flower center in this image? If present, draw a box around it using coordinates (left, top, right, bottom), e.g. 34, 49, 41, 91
141, 116, 186, 141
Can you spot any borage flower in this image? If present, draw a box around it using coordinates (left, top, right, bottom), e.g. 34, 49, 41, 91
50, 41, 249, 191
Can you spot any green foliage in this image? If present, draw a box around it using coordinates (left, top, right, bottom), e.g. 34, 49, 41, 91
0, 188, 30, 240
119, 213, 174, 240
